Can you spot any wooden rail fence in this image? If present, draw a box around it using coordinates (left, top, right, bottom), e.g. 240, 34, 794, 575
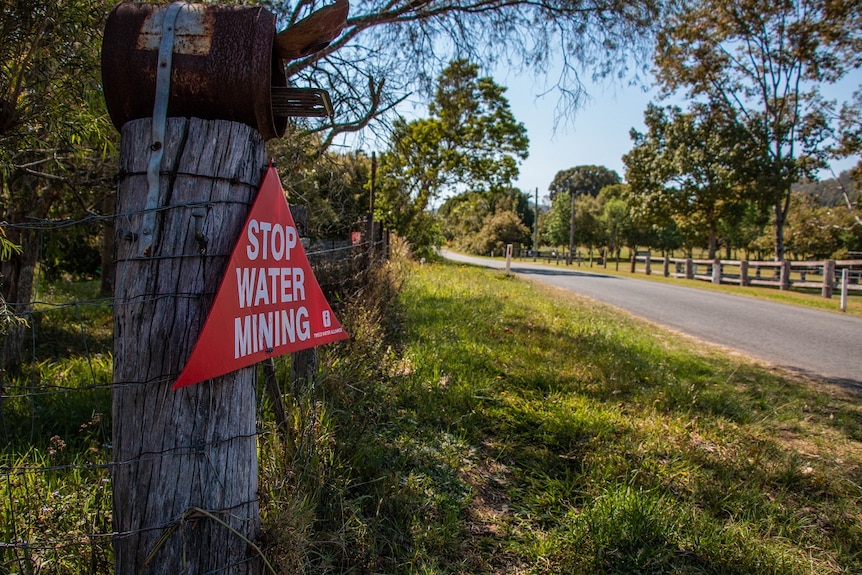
631, 253, 862, 299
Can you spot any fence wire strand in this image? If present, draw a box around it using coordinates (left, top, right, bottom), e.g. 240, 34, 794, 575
1, 212, 387, 572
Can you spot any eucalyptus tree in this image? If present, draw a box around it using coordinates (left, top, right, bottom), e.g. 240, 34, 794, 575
624, 102, 753, 258
271, 0, 664, 148
376, 59, 529, 254
653, 0, 862, 260
547, 165, 621, 201
542, 165, 619, 250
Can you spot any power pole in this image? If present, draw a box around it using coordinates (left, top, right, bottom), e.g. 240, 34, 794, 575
532, 187, 539, 260
567, 191, 575, 265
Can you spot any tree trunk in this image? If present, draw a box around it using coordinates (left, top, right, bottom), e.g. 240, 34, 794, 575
0, 227, 39, 373
773, 198, 788, 261
112, 118, 265, 575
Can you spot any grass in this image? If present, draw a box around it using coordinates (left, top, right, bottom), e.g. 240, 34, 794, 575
1, 280, 113, 574
3, 256, 862, 573
280, 259, 862, 573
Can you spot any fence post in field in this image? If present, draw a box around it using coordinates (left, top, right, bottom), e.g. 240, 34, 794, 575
630, 254, 636, 273
662, 256, 669, 277
685, 258, 694, 280
102, 2, 348, 573
822, 260, 835, 299
645, 252, 651, 275
712, 259, 721, 284
780, 260, 791, 290
740, 260, 749, 286
840, 268, 849, 312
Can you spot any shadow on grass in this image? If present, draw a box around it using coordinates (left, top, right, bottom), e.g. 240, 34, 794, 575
315, 262, 862, 573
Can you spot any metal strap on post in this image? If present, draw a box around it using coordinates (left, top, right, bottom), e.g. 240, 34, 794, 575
140, 1, 184, 257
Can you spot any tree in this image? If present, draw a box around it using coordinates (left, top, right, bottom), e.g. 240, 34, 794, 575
274, 0, 664, 149
598, 184, 635, 269
547, 165, 620, 201
624, 102, 753, 258
0, 0, 115, 370
541, 165, 619, 249
377, 59, 529, 254
472, 210, 531, 255
832, 87, 862, 175
440, 187, 532, 253
654, 0, 862, 260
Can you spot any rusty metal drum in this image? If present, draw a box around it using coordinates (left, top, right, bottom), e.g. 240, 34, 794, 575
102, 2, 287, 140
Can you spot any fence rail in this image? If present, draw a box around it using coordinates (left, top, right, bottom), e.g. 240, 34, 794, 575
516, 249, 861, 303
634, 254, 862, 298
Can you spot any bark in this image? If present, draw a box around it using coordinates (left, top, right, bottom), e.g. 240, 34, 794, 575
112, 117, 265, 575
773, 200, 787, 261
0, 227, 39, 373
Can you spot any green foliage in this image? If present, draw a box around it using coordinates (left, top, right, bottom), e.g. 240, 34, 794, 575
541, 166, 622, 249
599, 185, 636, 264
654, 0, 862, 259
548, 165, 620, 202
0, 224, 25, 333
270, 131, 374, 240
377, 59, 529, 256
440, 187, 533, 254
625, 102, 756, 258
834, 89, 862, 186
1, 0, 117, 362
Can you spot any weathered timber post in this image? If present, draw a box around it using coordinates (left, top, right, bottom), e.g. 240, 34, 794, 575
822, 260, 835, 298
113, 117, 266, 574
712, 258, 721, 284
102, 2, 348, 573
740, 260, 749, 286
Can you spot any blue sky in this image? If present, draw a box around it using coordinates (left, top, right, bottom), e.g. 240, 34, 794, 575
344, 65, 861, 204
501, 68, 862, 203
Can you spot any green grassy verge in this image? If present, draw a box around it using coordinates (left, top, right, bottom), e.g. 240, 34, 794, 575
292, 260, 862, 573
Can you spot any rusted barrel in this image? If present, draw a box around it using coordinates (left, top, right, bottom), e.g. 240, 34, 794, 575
102, 2, 287, 140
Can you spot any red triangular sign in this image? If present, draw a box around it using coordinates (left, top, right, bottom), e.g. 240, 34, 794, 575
173, 165, 348, 389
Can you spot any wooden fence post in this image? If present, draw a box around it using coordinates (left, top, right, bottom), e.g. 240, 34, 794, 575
685, 258, 694, 280
822, 260, 835, 299
712, 258, 721, 284
780, 260, 791, 290
740, 260, 749, 286
112, 118, 264, 575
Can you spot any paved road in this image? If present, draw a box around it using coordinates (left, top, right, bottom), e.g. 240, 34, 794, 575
443, 250, 862, 388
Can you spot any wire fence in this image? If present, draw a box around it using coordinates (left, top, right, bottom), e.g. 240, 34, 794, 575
1, 213, 387, 574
